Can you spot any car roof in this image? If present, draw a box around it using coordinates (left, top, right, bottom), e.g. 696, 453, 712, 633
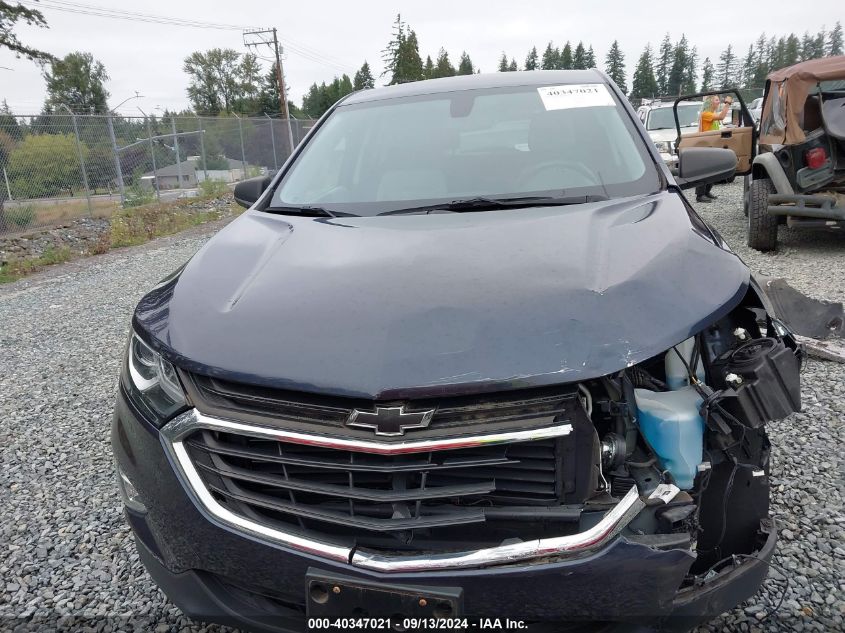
342, 69, 607, 105
640, 100, 700, 110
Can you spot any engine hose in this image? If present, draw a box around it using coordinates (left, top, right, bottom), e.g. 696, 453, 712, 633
621, 373, 639, 457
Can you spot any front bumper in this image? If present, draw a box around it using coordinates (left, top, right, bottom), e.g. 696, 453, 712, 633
113, 389, 776, 631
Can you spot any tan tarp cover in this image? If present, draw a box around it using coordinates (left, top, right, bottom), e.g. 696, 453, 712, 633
759, 55, 845, 145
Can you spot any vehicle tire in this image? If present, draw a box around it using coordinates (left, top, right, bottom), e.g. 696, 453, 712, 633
747, 178, 778, 251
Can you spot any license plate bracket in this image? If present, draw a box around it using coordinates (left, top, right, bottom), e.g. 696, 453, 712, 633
305, 569, 463, 620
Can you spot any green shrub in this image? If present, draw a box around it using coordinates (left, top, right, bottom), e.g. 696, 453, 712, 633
198, 178, 228, 198
123, 182, 155, 208
5, 204, 36, 228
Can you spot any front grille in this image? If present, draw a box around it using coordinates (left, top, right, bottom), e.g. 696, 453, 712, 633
185, 429, 580, 549
181, 371, 574, 441
179, 374, 599, 552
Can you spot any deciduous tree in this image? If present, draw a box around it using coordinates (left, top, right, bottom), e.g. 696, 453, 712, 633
7, 133, 88, 198
43, 51, 110, 113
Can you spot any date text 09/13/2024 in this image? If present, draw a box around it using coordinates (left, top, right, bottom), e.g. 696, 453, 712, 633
306, 618, 527, 630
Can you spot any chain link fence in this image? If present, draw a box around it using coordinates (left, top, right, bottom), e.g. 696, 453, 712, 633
0, 113, 315, 234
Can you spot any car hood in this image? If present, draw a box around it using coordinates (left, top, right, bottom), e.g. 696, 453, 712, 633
135, 191, 749, 399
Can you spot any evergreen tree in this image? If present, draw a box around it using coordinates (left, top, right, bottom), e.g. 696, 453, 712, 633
666, 35, 689, 96
740, 44, 756, 89
524, 46, 539, 71
381, 14, 405, 79
813, 28, 827, 58
770, 37, 785, 71
716, 44, 739, 89
682, 45, 698, 95
604, 40, 626, 94
560, 42, 573, 69
353, 61, 374, 90
0, 100, 22, 140
391, 30, 424, 84
656, 33, 673, 95
800, 32, 813, 61
457, 52, 474, 75
0, 1, 52, 61
829, 21, 844, 56
432, 48, 456, 78
423, 55, 434, 79
700, 57, 715, 92
497, 52, 509, 72
573, 41, 586, 69
630, 45, 658, 100
508, 58, 518, 72
541, 42, 558, 70
784, 34, 800, 66
258, 65, 280, 114
585, 46, 596, 69
752, 33, 769, 87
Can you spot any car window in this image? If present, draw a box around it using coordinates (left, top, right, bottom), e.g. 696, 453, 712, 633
646, 105, 700, 131
270, 85, 659, 216
761, 82, 787, 138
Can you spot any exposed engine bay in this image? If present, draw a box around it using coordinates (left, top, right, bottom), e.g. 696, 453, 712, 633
580, 285, 802, 582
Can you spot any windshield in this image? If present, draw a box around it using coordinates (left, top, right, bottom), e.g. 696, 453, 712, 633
646, 104, 700, 131
270, 84, 658, 216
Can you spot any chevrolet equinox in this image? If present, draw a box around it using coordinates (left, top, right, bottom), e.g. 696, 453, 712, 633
112, 70, 802, 632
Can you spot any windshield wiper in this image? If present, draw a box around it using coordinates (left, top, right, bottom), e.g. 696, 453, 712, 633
264, 205, 350, 218
379, 194, 609, 216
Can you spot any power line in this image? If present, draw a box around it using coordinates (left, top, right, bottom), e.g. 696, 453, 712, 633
19, 0, 355, 73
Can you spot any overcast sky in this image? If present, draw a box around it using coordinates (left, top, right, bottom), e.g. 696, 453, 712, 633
1, 0, 841, 116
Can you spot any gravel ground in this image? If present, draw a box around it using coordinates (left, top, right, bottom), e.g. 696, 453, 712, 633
1, 184, 843, 632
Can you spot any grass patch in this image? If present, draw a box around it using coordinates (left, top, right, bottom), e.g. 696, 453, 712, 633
0, 246, 73, 283
0, 194, 241, 284
198, 178, 229, 198
5, 204, 36, 229
109, 202, 227, 248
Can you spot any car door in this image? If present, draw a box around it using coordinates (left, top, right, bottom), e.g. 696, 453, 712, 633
674, 90, 757, 175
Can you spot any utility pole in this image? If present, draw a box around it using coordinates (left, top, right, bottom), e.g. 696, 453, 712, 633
272, 28, 296, 156
244, 28, 296, 158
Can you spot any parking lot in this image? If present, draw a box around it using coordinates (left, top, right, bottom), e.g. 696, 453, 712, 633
1, 182, 843, 632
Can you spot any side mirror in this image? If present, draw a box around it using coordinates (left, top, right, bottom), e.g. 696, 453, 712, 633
673, 147, 736, 190
233, 174, 274, 208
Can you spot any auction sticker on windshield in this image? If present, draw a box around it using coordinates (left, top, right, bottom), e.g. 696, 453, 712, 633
537, 84, 615, 110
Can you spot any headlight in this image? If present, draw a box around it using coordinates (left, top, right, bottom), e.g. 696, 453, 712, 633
123, 331, 186, 423
654, 140, 672, 154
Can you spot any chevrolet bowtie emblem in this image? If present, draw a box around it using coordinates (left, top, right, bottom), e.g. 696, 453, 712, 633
346, 405, 435, 436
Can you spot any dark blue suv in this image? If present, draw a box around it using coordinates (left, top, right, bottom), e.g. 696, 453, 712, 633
112, 70, 801, 632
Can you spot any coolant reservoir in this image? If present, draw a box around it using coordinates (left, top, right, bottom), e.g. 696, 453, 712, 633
634, 386, 704, 490
664, 337, 705, 390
